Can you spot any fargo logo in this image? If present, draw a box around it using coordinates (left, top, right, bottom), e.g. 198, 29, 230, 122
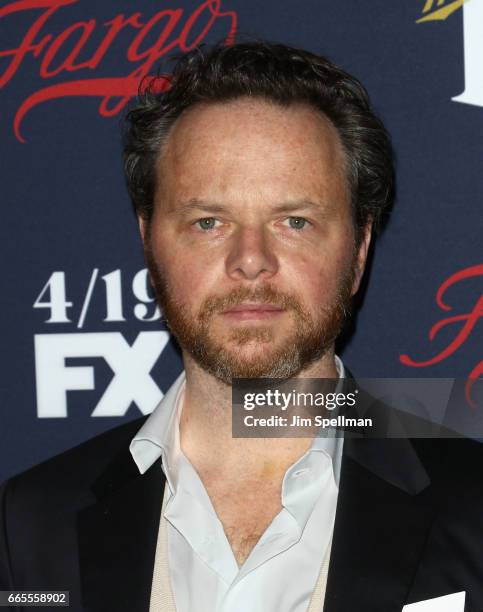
417, 0, 483, 109
0, 0, 238, 142
34, 331, 170, 417
400, 264, 483, 409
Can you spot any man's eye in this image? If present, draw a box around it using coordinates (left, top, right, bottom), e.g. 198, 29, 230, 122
196, 217, 221, 230
283, 217, 310, 230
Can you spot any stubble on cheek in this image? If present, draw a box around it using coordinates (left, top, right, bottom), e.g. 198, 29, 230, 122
143, 236, 357, 382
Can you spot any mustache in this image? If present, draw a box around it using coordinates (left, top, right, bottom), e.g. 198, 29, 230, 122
199, 284, 305, 320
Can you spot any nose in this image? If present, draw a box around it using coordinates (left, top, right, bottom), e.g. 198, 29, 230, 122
225, 225, 279, 281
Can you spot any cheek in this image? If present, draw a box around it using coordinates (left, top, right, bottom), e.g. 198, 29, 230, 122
283, 250, 352, 305
150, 238, 223, 306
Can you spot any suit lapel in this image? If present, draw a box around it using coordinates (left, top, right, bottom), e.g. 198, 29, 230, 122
77, 444, 165, 612
324, 437, 435, 612
75, 370, 436, 612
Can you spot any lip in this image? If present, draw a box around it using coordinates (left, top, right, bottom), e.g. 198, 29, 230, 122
222, 302, 284, 313
221, 303, 285, 320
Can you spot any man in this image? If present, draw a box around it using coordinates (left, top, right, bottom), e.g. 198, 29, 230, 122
1, 42, 482, 612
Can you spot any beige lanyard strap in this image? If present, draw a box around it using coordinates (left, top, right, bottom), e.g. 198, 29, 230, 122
149, 485, 177, 612
306, 534, 332, 612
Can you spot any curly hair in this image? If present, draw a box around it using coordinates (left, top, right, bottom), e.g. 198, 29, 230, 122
123, 41, 395, 238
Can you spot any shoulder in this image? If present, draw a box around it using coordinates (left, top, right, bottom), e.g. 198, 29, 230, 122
412, 437, 483, 486
1, 416, 147, 507
401, 438, 483, 522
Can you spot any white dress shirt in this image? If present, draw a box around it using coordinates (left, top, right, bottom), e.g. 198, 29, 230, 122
130, 357, 345, 612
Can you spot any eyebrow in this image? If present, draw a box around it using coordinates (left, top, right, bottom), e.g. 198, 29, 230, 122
173, 198, 330, 216
270, 200, 329, 214
173, 199, 228, 216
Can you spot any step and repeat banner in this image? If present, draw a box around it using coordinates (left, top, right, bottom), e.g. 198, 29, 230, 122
1, 0, 482, 482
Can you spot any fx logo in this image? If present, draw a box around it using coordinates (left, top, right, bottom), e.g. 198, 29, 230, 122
34, 331, 170, 417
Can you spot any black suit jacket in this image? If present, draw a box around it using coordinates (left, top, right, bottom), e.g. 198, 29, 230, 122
1, 414, 483, 611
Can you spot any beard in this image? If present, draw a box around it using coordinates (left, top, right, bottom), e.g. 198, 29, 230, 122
145, 245, 355, 385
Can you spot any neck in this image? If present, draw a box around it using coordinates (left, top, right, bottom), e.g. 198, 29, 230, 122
179, 349, 339, 478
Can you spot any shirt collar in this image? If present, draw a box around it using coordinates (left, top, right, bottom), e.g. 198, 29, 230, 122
130, 356, 345, 488
129, 369, 186, 491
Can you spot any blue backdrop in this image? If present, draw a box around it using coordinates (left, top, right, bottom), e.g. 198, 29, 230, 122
1, 0, 482, 483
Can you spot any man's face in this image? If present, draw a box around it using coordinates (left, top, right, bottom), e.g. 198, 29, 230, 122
142, 99, 371, 383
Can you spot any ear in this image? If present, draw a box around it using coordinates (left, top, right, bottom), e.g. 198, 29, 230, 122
138, 216, 155, 287
138, 215, 147, 244
351, 221, 373, 296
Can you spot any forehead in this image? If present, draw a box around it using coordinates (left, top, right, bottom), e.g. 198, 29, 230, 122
155, 97, 350, 210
